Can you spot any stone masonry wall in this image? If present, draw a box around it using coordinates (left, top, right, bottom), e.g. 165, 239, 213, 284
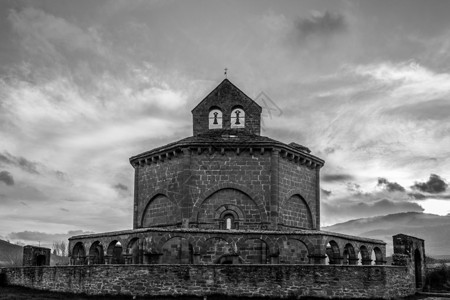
1, 265, 415, 299
137, 158, 185, 228
192, 79, 262, 136
190, 151, 271, 227
278, 158, 317, 230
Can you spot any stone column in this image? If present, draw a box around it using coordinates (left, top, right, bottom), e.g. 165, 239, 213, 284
315, 167, 321, 230
180, 147, 192, 227
270, 149, 280, 230
308, 254, 327, 265
104, 255, 112, 265
133, 164, 140, 229
193, 253, 201, 264
87, 255, 94, 265
123, 254, 132, 264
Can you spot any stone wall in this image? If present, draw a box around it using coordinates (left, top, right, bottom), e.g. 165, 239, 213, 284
192, 79, 262, 136
0, 264, 415, 299
278, 158, 318, 230
393, 234, 426, 289
136, 157, 185, 228
190, 150, 271, 230
22, 246, 51, 267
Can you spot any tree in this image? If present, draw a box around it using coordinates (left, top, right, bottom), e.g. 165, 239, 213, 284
52, 240, 67, 257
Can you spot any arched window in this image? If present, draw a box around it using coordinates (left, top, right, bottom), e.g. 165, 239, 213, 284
209, 108, 223, 129
223, 214, 234, 230
231, 107, 245, 128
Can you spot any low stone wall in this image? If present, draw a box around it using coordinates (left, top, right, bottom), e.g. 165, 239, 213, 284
0, 264, 415, 299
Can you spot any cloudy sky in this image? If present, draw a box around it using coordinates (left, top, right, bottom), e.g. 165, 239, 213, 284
1, 0, 450, 248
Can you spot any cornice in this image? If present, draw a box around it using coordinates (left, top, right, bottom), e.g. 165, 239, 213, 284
129, 138, 325, 170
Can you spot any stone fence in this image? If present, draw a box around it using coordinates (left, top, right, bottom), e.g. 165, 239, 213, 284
0, 264, 415, 299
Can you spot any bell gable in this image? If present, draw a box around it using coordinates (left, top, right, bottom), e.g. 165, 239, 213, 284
192, 79, 262, 136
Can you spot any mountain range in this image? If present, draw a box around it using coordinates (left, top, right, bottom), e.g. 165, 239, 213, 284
322, 212, 450, 257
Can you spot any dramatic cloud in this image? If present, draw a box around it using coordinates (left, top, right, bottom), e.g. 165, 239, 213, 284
386, 99, 450, 121
377, 178, 405, 192
296, 11, 347, 39
0, 171, 14, 186
322, 173, 354, 182
412, 174, 448, 194
0, 152, 39, 174
1, 1, 450, 238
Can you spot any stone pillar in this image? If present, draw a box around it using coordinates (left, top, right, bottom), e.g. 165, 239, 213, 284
269, 254, 279, 264
270, 149, 280, 230
104, 255, 112, 265
315, 168, 321, 230
361, 259, 372, 265
348, 258, 359, 265
180, 148, 192, 227
87, 255, 94, 265
193, 253, 201, 264
375, 259, 386, 265
308, 254, 327, 265
123, 254, 132, 264
133, 164, 140, 229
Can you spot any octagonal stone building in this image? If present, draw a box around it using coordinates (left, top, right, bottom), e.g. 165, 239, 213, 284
69, 79, 386, 266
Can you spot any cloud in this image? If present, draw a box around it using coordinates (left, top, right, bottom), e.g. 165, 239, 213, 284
322, 173, 354, 182
408, 192, 450, 201
408, 192, 427, 200
113, 183, 128, 191
0, 171, 14, 186
296, 11, 347, 39
412, 174, 448, 194
385, 99, 450, 121
0, 152, 39, 174
8, 7, 109, 59
377, 177, 405, 192
7, 230, 94, 245
321, 188, 332, 197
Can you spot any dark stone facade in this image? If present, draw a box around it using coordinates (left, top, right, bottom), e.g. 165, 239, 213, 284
22, 246, 51, 267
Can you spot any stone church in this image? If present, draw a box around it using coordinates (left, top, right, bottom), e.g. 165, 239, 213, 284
69, 79, 388, 266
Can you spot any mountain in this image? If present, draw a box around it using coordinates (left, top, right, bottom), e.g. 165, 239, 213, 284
0, 239, 23, 266
322, 212, 450, 257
